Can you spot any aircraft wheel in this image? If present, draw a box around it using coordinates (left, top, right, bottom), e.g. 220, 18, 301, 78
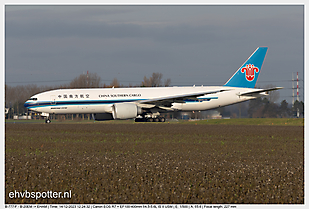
135, 118, 144, 122
154, 118, 159, 122
45, 119, 51, 124
147, 118, 154, 122
159, 117, 165, 122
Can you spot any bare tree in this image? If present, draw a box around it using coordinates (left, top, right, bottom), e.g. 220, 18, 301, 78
110, 78, 120, 88
141, 76, 151, 87
151, 72, 163, 87
5, 84, 42, 115
70, 72, 101, 88
5, 85, 16, 107
141, 72, 171, 87
164, 78, 171, 87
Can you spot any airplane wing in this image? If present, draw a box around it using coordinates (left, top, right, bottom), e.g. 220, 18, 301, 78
239, 87, 283, 96
137, 89, 228, 108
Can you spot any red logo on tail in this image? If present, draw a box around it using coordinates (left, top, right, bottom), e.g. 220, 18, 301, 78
241, 64, 259, 82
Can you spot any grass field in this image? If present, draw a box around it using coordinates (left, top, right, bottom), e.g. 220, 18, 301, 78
5, 117, 304, 126
181, 118, 304, 126
5, 122, 304, 204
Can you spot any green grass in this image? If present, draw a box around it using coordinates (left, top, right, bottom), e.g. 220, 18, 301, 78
179, 118, 304, 126
5, 118, 304, 126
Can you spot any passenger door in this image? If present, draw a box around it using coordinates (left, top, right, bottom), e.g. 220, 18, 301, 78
50, 95, 56, 105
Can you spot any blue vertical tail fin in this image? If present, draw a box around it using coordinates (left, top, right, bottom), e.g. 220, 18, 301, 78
224, 47, 268, 88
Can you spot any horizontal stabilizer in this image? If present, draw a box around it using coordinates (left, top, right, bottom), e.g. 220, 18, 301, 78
239, 87, 283, 96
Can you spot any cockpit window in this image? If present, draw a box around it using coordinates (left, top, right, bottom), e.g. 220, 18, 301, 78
29, 98, 38, 101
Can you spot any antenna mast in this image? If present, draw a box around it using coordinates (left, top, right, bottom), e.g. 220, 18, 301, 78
292, 73, 294, 105
297, 72, 299, 101
297, 72, 299, 118
87, 70, 89, 87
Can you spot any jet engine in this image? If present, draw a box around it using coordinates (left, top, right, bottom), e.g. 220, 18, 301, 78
112, 103, 142, 120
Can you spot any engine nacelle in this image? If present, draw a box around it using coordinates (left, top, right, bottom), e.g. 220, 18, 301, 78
112, 103, 142, 120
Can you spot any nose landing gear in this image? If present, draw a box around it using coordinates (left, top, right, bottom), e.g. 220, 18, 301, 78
41, 113, 52, 124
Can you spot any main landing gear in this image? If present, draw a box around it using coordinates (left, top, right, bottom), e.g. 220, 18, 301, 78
135, 117, 165, 123
134, 112, 165, 123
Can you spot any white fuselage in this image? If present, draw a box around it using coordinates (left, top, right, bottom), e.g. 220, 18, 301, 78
25, 86, 261, 115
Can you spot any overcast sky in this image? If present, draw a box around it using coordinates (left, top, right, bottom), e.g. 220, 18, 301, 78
5, 5, 304, 103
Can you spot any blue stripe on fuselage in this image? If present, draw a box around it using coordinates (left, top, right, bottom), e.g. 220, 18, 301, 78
24, 97, 218, 109
24, 99, 145, 108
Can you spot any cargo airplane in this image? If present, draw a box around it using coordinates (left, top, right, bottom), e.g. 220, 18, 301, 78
24, 47, 282, 123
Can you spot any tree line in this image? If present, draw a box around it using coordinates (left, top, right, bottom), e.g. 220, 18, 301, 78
218, 98, 303, 119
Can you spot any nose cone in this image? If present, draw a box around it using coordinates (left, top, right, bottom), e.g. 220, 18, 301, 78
24, 100, 30, 108
24, 101, 38, 112
24, 100, 36, 108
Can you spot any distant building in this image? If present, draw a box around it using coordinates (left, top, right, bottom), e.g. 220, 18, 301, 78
205, 110, 222, 119
13, 114, 31, 120
180, 110, 222, 120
